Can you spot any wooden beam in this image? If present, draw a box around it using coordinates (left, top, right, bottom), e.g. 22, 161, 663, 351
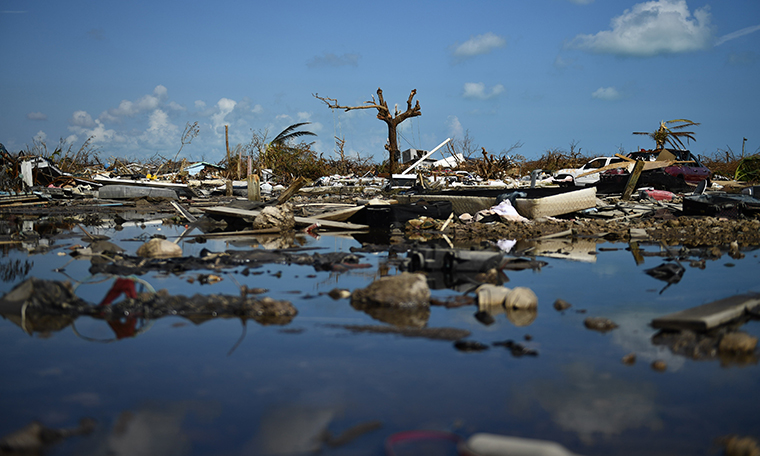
275, 176, 309, 205
651, 293, 760, 331
622, 160, 645, 201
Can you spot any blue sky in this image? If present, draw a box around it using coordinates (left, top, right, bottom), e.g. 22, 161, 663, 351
1, 0, 758, 165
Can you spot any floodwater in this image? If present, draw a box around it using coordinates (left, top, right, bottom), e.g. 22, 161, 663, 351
1, 220, 759, 456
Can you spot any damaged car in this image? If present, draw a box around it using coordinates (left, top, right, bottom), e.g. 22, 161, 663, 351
602, 149, 711, 185
552, 156, 627, 187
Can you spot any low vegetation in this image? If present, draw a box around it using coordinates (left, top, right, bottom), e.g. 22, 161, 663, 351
2, 120, 757, 191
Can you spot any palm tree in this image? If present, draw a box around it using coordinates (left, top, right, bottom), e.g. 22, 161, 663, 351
259, 122, 317, 172
633, 119, 700, 150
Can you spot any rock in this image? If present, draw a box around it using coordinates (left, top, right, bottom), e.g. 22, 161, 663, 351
583, 317, 618, 332
553, 299, 572, 311
327, 288, 351, 300
622, 353, 636, 365
492, 339, 538, 357
474, 268, 506, 285
651, 360, 667, 372
454, 340, 489, 352
719, 332, 758, 354
90, 240, 124, 255
505, 287, 538, 309
252, 204, 295, 230
136, 238, 182, 258
350, 273, 430, 310
729, 241, 745, 259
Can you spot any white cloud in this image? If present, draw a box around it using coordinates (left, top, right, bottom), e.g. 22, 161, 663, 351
167, 101, 185, 111
447, 116, 464, 138
568, 0, 594, 4
450, 32, 507, 60
195, 100, 206, 109
140, 109, 179, 147
567, 0, 713, 57
210, 98, 237, 134
146, 109, 173, 134
592, 87, 622, 101
307, 52, 360, 68
70, 110, 96, 128
463, 82, 505, 100
68, 118, 127, 145
27, 112, 47, 121
34, 130, 47, 142
100, 85, 169, 122
715, 24, 760, 46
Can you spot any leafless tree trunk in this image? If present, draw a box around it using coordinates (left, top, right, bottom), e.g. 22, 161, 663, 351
314, 88, 421, 174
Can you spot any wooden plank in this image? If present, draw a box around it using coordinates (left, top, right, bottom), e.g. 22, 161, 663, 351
651, 293, 760, 331
622, 160, 645, 201
170, 201, 197, 223
201, 206, 369, 230
309, 205, 364, 222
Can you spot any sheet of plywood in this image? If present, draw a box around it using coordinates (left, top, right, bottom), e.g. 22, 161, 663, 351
651, 293, 760, 331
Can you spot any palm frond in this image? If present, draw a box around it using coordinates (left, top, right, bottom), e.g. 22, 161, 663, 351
272, 122, 317, 145
666, 119, 700, 131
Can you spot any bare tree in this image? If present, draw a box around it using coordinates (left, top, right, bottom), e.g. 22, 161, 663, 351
448, 129, 479, 159
314, 88, 421, 174
172, 121, 200, 162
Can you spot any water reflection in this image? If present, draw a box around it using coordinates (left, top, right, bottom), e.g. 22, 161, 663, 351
244, 404, 382, 455
1, 217, 759, 456
84, 401, 221, 456
0, 276, 297, 340
514, 362, 663, 444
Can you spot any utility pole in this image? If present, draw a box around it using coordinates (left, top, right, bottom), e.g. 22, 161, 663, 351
742, 137, 747, 158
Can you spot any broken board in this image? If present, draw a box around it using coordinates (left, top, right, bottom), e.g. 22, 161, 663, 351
201, 206, 369, 231
651, 293, 760, 331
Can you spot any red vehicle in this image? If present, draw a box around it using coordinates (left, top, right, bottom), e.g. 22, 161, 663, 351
601, 149, 711, 186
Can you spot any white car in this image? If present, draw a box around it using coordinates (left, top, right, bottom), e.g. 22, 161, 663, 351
552, 156, 627, 187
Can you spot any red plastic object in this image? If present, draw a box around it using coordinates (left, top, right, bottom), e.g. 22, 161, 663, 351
641, 189, 675, 201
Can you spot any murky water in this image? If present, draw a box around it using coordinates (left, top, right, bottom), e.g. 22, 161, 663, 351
1, 221, 759, 455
